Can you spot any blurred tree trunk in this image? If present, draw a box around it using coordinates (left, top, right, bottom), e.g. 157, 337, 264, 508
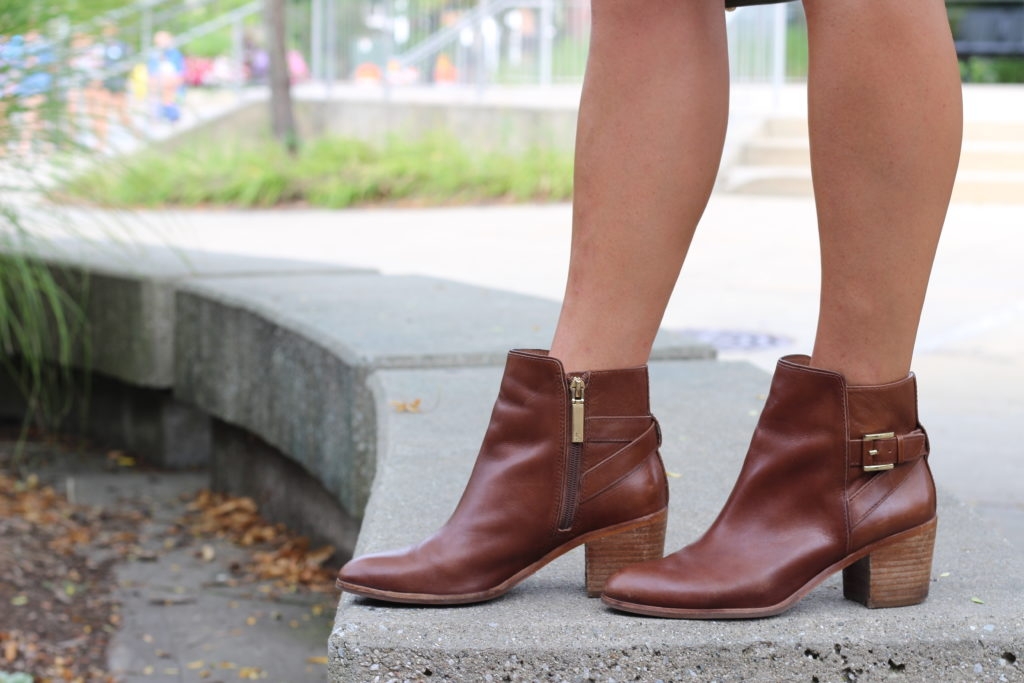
265, 0, 298, 154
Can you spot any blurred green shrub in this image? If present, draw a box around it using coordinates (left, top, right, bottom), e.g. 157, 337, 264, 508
58, 133, 575, 209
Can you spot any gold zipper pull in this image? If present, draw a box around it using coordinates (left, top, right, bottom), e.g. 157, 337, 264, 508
570, 376, 585, 443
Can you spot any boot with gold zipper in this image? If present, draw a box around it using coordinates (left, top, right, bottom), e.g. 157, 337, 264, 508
336, 348, 670, 605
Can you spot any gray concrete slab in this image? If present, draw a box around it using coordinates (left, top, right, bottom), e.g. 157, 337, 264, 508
26, 444, 336, 683
176, 273, 712, 370
173, 272, 711, 522
12, 236, 374, 388
330, 360, 1023, 682
211, 419, 361, 560
3, 238, 377, 467
24, 236, 375, 282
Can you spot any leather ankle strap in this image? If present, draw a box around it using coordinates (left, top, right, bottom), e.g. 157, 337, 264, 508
849, 429, 928, 471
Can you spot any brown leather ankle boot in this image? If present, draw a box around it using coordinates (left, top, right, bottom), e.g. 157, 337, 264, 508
602, 354, 937, 619
337, 349, 669, 605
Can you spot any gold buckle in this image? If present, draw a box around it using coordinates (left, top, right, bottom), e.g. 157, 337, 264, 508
862, 432, 896, 471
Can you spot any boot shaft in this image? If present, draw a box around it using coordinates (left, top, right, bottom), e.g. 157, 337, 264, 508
480, 350, 667, 535
337, 348, 670, 603
600, 354, 938, 618
765, 355, 936, 549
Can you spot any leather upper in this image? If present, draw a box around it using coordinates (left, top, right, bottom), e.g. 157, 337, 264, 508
603, 354, 936, 611
338, 349, 669, 599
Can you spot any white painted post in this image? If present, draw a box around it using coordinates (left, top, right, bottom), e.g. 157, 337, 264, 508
232, 16, 245, 100
476, 1, 487, 98
325, 0, 336, 98
384, 0, 394, 100
539, 0, 554, 87
771, 3, 787, 108
311, 0, 323, 83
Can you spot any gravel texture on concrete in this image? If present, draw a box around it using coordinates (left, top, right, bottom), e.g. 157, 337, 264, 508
330, 360, 1023, 682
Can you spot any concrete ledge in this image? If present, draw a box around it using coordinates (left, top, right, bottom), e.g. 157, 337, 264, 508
173, 272, 711, 522
5, 238, 370, 467
211, 419, 361, 559
7, 235, 713, 542
29, 238, 370, 387
329, 360, 1023, 682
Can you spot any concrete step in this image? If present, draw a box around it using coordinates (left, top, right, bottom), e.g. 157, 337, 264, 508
725, 165, 1024, 203
742, 138, 1024, 172
172, 266, 710, 554
329, 360, 1023, 681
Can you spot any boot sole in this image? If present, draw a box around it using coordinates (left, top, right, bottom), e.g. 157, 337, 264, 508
336, 507, 668, 605
601, 516, 937, 619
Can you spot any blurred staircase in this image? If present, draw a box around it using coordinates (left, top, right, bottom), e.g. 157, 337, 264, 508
724, 108, 1024, 203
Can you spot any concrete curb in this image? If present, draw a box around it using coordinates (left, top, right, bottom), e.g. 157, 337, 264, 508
4, 237, 370, 467
6, 238, 712, 545
328, 361, 1023, 682
172, 272, 711, 522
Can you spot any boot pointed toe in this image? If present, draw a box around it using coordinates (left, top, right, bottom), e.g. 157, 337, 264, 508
336, 547, 420, 598
337, 350, 670, 606
602, 557, 670, 607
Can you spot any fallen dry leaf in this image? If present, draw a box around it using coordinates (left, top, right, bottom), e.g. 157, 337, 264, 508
389, 398, 422, 413
180, 491, 337, 592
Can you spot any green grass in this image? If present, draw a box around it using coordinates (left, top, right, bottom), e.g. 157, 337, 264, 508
785, 17, 809, 80
960, 56, 1024, 84
59, 134, 576, 209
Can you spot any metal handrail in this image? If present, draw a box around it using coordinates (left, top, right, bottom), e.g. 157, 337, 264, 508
172, 1, 261, 49
392, 0, 536, 69
63, 0, 259, 81
72, 0, 242, 33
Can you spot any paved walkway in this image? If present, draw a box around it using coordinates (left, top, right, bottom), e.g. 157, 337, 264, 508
5, 438, 334, 682
49, 191, 1024, 548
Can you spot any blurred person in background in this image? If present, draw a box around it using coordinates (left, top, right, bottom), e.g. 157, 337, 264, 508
96, 23, 134, 150
66, 31, 103, 143
147, 30, 184, 123
7, 29, 56, 155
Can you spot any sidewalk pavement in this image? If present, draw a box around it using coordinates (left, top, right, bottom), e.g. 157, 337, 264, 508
17, 441, 336, 683
47, 192, 1024, 550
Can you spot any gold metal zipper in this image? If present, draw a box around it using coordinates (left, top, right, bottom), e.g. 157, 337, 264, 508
570, 376, 585, 443
559, 376, 586, 531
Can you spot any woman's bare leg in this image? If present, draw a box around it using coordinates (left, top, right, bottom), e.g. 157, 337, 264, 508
549, 0, 729, 371
805, 0, 962, 384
